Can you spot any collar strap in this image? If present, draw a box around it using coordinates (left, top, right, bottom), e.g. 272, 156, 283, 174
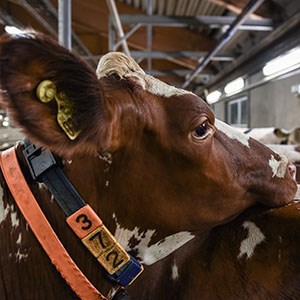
22, 140, 143, 286
0, 146, 106, 300
23, 141, 85, 216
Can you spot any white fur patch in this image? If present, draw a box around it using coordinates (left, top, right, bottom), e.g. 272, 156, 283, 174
16, 233, 22, 245
107, 287, 119, 299
215, 120, 250, 147
37, 182, 47, 190
98, 152, 113, 165
238, 221, 265, 259
114, 221, 156, 253
171, 261, 179, 280
142, 73, 192, 98
0, 186, 10, 224
97, 52, 193, 98
268, 154, 287, 178
0, 193, 20, 229
10, 209, 19, 228
0, 190, 28, 262
113, 214, 195, 265
138, 231, 195, 265
15, 248, 28, 262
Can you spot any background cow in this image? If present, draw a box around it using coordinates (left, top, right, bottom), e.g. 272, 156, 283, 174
0, 32, 298, 299
242, 127, 300, 145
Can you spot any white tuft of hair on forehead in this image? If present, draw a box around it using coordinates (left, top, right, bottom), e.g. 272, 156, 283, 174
96, 52, 194, 98
215, 119, 250, 147
96, 52, 145, 82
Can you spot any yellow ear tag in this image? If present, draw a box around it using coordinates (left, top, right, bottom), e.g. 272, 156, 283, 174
36, 80, 80, 140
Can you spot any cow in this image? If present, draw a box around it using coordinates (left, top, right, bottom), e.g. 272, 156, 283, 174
0, 31, 298, 300
242, 127, 300, 145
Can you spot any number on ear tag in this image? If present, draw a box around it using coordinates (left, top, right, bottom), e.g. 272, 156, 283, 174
36, 80, 80, 140
55, 91, 80, 140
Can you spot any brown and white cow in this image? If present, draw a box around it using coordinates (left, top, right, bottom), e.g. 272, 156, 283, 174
0, 32, 298, 299
243, 127, 300, 145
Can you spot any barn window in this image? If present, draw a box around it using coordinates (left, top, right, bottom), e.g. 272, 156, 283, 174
227, 96, 248, 127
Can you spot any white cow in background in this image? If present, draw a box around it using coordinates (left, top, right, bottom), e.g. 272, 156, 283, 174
243, 127, 300, 145
267, 144, 300, 163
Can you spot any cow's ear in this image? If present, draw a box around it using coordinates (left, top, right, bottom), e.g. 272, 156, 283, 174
274, 128, 289, 138
0, 31, 110, 156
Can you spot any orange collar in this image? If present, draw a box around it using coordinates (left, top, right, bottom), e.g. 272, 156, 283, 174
0, 146, 107, 300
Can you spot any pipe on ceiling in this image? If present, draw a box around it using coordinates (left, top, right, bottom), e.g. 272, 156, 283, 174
182, 0, 265, 89
106, 0, 130, 56
58, 0, 71, 50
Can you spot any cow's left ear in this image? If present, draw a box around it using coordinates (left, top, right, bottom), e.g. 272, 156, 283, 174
274, 128, 289, 138
0, 31, 109, 156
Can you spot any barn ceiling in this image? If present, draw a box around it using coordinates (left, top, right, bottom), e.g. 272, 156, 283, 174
0, 0, 299, 95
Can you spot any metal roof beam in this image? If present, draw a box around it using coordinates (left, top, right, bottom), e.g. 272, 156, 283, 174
201, 10, 300, 93
147, 70, 211, 78
130, 50, 235, 61
106, 0, 131, 56
119, 14, 273, 31
182, 0, 266, 89
41, 0, 98, 65
58, 0, 71, 49
81, 51, 234, 62
18, 0, 57, 36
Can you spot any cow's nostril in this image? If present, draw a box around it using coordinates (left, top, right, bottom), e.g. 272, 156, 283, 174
288, 163, 297, 180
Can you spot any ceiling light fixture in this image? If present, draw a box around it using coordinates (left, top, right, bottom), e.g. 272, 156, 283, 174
224, 77, 245, 95
263, 47, 300, 76
206, 90, 222, 104
4, 26, 24, 35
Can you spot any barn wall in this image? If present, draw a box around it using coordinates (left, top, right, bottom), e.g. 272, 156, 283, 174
212, 71, 300, 130
211, 101, 225, 121
250, 73, 300, 129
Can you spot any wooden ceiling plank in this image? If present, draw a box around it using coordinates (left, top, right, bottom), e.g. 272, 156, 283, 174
209, 0, 243, 15
185, 0, 199, 16
166, 0, 175, 15
157, 0, 164, 15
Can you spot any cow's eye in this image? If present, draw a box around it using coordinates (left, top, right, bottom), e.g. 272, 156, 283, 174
192, 121, 210, 139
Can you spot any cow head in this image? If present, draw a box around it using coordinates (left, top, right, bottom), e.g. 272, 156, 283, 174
0, 32, 297, 237
274, 127, 300, 145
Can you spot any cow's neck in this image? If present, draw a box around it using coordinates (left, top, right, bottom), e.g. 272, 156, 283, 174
17, 146, 204, 297
63, 152, 197, 267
